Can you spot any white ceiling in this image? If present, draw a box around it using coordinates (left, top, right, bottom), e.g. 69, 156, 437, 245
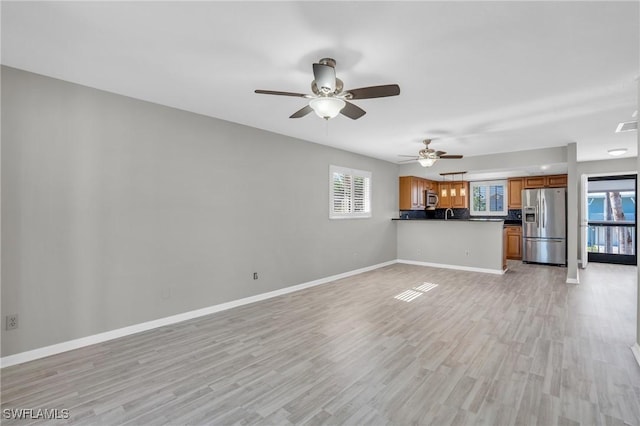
2, 1, 638, 165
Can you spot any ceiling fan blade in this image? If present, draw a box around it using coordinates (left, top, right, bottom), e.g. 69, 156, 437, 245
398, 154, 419, 158
435, 150, 447, 156
289, 105, 313, 119
398, 158, 418, 163
313, 63, 336, 93
255, 90, 309, 98
439, 155, 464, 159
340, 101, 366, 120
346, 84, 400, 100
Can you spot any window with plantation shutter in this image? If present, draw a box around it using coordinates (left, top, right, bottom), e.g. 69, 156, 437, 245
330, 165, 372, 219
470, 180, 508, 216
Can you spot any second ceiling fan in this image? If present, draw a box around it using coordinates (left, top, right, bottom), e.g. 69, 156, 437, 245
255, 58, 400, 120
399, 139, 463, 167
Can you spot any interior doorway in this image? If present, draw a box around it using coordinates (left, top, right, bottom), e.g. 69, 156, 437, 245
586, 175, 637, 265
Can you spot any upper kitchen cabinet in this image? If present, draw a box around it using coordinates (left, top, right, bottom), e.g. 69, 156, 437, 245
399, 176, 421, 210
438, 182, 451, 209
546, 174, 568, 187
451, 181, 469, 208
523, 174, 568, 189
523, 176, 546, 189
508, 178, 524, 209
438, 181, 468, 209
423, 179, 437, 192
399, 176, 436, 210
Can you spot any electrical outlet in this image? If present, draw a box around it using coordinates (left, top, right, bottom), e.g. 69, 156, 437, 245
253, 272, 258, 280
6, 314, 18, 330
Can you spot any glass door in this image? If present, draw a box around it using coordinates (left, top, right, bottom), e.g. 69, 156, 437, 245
586, 175, 636, 265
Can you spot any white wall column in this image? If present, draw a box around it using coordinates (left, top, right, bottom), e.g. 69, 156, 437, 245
566, 142, 579, 284
634, 80, 640, 366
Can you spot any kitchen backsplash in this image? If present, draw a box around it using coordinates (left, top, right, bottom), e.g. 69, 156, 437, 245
399, 208, 522, 221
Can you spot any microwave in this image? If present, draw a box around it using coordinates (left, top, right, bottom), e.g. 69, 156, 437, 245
425, 190, 439, 209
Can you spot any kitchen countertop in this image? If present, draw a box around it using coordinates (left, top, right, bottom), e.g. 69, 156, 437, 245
393, 218, 521, 225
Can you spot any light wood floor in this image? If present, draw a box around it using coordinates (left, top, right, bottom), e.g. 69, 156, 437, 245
2, 261, 639, 425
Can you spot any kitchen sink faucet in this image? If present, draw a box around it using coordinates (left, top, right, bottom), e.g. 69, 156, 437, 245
445, 208, 454, 220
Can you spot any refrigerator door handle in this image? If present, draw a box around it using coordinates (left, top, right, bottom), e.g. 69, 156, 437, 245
542, 197, 545, 228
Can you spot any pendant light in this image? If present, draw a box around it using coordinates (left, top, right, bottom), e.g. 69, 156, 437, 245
450, 174, 457, 198
440, 174, 448, 198
460, 173, 466, 197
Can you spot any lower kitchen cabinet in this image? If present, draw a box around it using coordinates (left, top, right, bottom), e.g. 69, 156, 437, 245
505, 225, 522, 260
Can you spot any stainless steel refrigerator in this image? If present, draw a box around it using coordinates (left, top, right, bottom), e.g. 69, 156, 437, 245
522, 187, 567, 265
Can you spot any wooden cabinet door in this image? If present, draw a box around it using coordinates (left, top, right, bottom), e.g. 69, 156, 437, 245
508, 178, 523, 209
451, 182, 468, 208
524, 176, 546, 188
505, 226, 522, 260
438, 182, 451, 208
399, 176, 427, 210
546, 174, 567, 187
415, 177, 426, 209
410, 177, 420, 209
399, 176, 413, 210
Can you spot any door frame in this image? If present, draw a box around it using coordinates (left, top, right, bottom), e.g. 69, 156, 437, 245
585, 174, 637, 266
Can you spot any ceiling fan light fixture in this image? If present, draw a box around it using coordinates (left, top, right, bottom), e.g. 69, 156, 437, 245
418, 157, 436, 167
608, 148, 627, 156
309, 97, 345, 119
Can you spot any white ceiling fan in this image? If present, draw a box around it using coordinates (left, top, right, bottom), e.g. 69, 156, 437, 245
398, 139, 463, 167
254, 58, 400, 120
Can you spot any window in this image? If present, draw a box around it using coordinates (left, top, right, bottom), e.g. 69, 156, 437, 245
329, 165, 371, 219
470, 180, 508, 216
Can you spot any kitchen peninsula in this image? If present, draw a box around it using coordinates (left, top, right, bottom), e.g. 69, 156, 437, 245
395, 218, 506, 274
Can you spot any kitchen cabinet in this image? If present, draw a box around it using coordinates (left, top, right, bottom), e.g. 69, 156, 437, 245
523, 176, 546, 189
423, 179, 437, 192
523, 174, 568, 189
438, 182, 451, 208
451, 181, 469, 208
399, 176, 436, 210
546, 174, 567, 187
508, 178, 523, 209
505, 225, 522, 260
438, 181, 468, 209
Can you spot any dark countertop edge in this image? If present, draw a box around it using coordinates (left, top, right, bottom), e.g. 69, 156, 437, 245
393, 218, 507, 223
392, 218, 522, 225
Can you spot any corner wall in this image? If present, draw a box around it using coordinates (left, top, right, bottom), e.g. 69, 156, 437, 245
1, 67, 399, 357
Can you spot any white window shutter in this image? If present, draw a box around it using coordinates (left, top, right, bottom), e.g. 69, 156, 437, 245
330, 166, 372, 219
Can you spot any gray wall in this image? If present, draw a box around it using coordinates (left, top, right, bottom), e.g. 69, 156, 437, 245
1, 66, 399, 357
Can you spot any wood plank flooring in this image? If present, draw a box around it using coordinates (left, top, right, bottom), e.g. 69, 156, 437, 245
2, 261, 639, 425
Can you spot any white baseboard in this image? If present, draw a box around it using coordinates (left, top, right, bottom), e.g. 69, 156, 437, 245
632, 343, 640, 368
566, 270, 580, 284
397, 259, 505, 275
1, 260, 397, 368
